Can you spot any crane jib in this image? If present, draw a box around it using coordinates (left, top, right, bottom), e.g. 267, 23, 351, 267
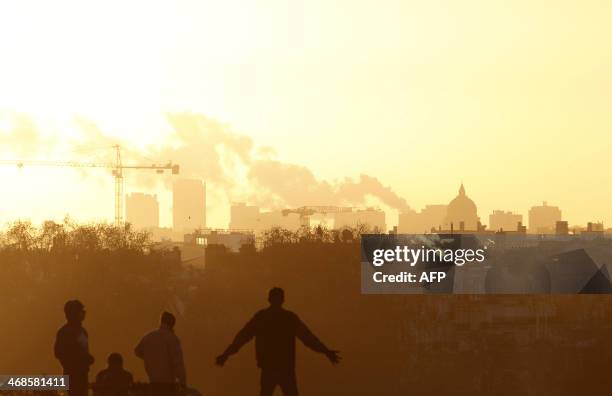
0, 145, 179, 225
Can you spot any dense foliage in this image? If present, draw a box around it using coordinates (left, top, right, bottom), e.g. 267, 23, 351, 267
1, 222, 612, 395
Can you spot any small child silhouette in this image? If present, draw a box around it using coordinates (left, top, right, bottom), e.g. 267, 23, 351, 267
94, 353, 134, 396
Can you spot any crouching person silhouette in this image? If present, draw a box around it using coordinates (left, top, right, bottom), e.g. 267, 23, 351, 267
216, 287, 341, 396
94, 353, 133, 396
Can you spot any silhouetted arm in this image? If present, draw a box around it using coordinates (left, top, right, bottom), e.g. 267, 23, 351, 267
54, 329, 68, 363
295, 317, 329, 353
82, 328, 95, 365
171, 336, 187, 386
224, 314, 258, 355
134, 336, 146, 359
54, 327, 93, 368
93, 371, 106, 396
216, 314, 258, 365
296, 316, 341, 364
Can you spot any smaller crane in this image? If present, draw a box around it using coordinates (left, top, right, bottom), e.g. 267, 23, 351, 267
0, 145, 179, 225
281, 206, 357, 227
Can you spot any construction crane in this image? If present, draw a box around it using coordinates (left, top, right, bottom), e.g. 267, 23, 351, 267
0, 145, 179, 225
281, 205, 385, 229
281, 206, 358, 227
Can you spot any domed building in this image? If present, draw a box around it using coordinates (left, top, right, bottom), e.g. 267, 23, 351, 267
444, 183, 480, 231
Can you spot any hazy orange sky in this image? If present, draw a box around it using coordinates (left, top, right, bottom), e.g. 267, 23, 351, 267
1, 0, 611, 229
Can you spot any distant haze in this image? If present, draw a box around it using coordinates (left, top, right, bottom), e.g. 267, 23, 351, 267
1, 0, 612, 228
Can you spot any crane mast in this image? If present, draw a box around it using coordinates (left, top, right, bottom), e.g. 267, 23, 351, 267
0, 145, 179, 226
113, 145, 123, 225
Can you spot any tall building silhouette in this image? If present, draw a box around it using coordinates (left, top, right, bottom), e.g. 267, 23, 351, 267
125, 193, 159, 229
229, 203, 302, 233
398, 205, 448, 233
555, 220, 569, 235
489, 210, 523, 232
528, 201, 561, 234
258, 211, 302, 232
333, 208, 386, 231
173, 179, 206, 232
230, 202, 260, 230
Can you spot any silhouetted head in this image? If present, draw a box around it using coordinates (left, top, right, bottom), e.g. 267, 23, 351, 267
64, 300, 86, 324
268, 287, 285, 307
160, 311, 176, 330
107, 353, 123, 369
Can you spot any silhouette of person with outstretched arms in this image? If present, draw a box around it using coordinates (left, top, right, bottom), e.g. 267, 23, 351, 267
135, 312, 186, 396
216, 287, 340, 396
54, 299, 95, 396
94, 353, 133, 396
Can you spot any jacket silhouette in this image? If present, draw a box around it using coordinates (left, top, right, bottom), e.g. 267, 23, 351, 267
216, 288, 340, 396
135, 312, 186, 396
54, 300, 94, 396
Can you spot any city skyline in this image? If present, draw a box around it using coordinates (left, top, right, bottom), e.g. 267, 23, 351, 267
0, 113, 610, 230
3, 2, 612, 395
0, 170, 603, 235
2, 1, 612, 228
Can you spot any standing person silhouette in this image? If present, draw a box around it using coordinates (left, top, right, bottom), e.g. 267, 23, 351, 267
54, 300, 95, 396
216, 287, 341, 396
135, 312, 186, 396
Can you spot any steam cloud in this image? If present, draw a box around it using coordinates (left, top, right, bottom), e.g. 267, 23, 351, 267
0, 111, 410, 213
0, 111, 57, 156
247, 160, 411, 212
156, 113, 410, 212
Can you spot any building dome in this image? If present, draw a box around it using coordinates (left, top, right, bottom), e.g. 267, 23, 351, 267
445, 184, 479, 230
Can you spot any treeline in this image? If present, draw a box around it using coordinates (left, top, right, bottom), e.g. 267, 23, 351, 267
259, 223, 375, 247
0, 219, 154, 252
0, 220, 182, 384
1, 222, 612, 395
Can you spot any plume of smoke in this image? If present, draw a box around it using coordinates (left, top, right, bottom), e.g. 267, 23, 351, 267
247, 160, 337, 207
248, 160, 410, 211
337, 174, 411, 212
68, 113, 253, 192
0, 111, 57, 156
148, 113, 411, 212
148, 113, 253, 191
1, 111, 410, 215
